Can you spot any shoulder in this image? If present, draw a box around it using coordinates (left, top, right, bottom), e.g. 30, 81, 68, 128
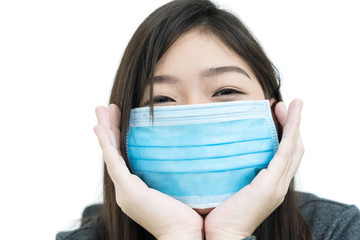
56, 205, 102, 240
56, 222, 98, 240
56, 219, 99, 240
297, 191, 360, 239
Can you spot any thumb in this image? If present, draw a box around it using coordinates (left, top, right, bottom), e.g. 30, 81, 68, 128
275, 101, 288, 127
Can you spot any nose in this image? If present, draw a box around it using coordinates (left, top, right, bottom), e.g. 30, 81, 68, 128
181, 91, 211, 105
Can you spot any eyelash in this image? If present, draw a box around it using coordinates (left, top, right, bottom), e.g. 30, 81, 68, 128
153, 95, 175, 103
151, 88, 243, 104
212, 88, 243, 97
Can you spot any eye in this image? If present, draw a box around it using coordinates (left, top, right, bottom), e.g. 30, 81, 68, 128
212, 88, 243, 97
153, 95, 175, 104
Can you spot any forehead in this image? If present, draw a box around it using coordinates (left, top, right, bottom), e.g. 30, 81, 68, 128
154, 29, 257, 79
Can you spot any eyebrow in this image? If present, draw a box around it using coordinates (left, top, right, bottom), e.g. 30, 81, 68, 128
153, 66, 251, 83
153, 75, 176, 83
203, 66, 251, 79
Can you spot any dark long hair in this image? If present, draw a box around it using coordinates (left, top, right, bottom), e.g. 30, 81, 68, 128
93, 0, 312, 239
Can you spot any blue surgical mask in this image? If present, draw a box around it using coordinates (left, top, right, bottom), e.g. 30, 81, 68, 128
127, 100, 279, 209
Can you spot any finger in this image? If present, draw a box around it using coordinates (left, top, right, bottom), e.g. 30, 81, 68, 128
95, 106, 111, 129
274, 102, 288, 127
93, 124, 112, 149
95, 105, 119, 147
281, 99, 302, 139
109, 104, 121, 150
278, 100, 301, 170
284, 134, 304, 185
267, 99, 303, 183
93, 124, 129, 182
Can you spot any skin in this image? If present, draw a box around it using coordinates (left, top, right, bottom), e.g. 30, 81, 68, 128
94, 29, 304, 240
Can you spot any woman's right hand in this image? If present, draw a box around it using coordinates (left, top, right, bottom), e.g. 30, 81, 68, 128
94, 104, 203, 240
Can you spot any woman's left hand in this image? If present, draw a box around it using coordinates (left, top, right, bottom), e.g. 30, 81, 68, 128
204, 99, 304, 240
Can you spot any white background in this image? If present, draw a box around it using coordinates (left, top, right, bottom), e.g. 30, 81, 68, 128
0, 0, 359, 239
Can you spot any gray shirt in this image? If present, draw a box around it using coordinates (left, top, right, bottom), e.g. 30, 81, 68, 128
56, 192, 360, 239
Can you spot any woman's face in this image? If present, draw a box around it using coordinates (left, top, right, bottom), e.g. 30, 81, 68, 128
141, 29, 266, 107
140, 29, 269, 215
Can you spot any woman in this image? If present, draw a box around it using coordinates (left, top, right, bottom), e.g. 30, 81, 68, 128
57, 0, 360, 239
